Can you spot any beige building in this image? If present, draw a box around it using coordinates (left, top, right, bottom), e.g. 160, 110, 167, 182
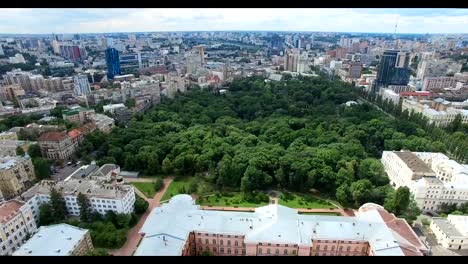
0, 156, 35, 201
0, 140, 31, 157
430, 215, 468, 251
90, 114, 114, 134
37, 131, 77, 161
62, 106, 95, 125
0, 200, 37, 255
0, 84, 25, 101
13, 223, 93, 256
135, 195, 427, 256
0, 132, 18, 141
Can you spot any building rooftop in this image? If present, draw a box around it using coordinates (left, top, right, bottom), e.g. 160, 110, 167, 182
0, 155, 30, 171
13, 224, 89, 256
432, 218, 464, 238
135, 196, 426, 256
37, 131, 68, 142
0, 200, 24, 224
0, 139, 27, 148
394, 152, 434, 174
21, 179, 133, 201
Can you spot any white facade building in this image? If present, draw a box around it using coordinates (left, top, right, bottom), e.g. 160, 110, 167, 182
402, 99, 468, 127
380, 88, 400, 105
381, 151, 468, 212
73, 75, 91, 96
20, 179, 135, 224
430, 215, 468, 250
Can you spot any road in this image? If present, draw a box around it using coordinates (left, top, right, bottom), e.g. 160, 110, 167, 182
108, 177, 173, 256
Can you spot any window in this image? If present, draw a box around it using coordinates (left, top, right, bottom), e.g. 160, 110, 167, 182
235, 249, 238, 255
339, 246, 343, 251
227, 240, 231, 246
220, 240, 224, 245
347, 246, 351, 251
227, 248, 231, 254
292, 250, 296, 255
259, 248, 262, 254
324, 245, 328, 250
235, 241, 238, 246
221, 248, 224, 253
316, 245, 320, 250
275, 249, 279, 255
284, 249, 288, 255
213, 239, 216, 245
198, 238, 201, 243
267, 249, 271, 255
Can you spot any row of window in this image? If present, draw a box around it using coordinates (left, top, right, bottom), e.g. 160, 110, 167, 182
197, 233, 240, 238
258, 248, 296, 255
198, 238, 243, 246
315, 245, 366, 253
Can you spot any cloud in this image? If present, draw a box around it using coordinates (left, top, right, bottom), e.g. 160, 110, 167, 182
0, 8, 467, 34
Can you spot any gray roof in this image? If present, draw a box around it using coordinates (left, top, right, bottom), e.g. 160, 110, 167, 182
394, 152, 434, 174
13, 224, 89, 256
432, 218, 464, 237
135, 195, 405, 256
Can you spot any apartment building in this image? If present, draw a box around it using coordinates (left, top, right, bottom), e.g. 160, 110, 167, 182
430, 215, 468, 251
62, 106, 95, 125
0, 132, 18, 141
422, 76, 457, 91
381, 151, 468, 212
67, 122, 97, 145
13, 223, 93, 256
0, 140, 30, 157
0, 156, 35, 202
20, 179, 135, 223
402, 98, 468, 127
135, 195, 427, 256
90, 113, 114, 134
37, 131, 77, 161
0, 200, 37, 255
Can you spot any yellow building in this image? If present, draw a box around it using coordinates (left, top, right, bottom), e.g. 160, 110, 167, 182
0, 156, 35, 201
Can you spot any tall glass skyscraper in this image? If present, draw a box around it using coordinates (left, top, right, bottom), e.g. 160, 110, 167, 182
374, 50, 411, 91
105, 48, 121, 80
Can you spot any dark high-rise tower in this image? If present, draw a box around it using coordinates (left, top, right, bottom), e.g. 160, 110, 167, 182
374, 50, 411, 91
105, 48, 121, 80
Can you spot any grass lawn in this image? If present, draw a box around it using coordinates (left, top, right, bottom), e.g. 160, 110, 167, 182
131, 182, 157, 198
299, 212, 342, 216
160, 177, 193, 201
278, 193, 335, 209
197, 193, 269, 208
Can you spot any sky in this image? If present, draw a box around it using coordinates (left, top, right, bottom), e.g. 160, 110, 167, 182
0, 8, 467, 34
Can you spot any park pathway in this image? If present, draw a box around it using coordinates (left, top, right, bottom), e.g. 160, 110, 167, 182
199, 205, 351, 216
109, 177, 173, 256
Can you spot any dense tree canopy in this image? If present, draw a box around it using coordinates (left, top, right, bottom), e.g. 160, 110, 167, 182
82, 76, 456, 210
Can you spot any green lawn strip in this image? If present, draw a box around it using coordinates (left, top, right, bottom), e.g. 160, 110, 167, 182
197, 192, 268, 208
131, 182, 156, 198
278, 193, 335, 209
160, 177, 193, 201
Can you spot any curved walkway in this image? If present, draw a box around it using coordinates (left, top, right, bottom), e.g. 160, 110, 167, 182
109, 177, 173, 256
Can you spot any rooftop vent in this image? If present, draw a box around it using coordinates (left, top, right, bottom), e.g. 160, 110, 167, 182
55, 249, 61, 253
67, 237, 72, 240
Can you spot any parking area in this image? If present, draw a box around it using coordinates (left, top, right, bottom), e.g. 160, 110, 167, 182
50, 164, 79, 181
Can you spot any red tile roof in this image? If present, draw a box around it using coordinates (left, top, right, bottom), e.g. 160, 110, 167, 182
0, 200, 24, 223
38, 131, 67, 142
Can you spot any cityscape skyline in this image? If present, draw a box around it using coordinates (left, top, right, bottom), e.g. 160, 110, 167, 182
0, 8, 468, 35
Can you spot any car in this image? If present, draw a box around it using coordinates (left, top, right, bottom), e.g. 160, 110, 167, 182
76, 161, 81, 166
67, 161, 72, 166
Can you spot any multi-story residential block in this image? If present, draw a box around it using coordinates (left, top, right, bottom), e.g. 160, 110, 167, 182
2, 69, 33, 92
381, 151, 468, 212
0, 140, 30, 158
0, 200, 37, 255
402, 98, 468, 127
135, 195, 428, 256
67, 122, 96, 145
430, 214, 468, 251
0, 132, 18, 141
73, 75, 91, 96
422, 76, 457, 91
90, 113, 114, 133
21, 179, 135, 223
380, 88, 400, 105
62, 106, 95, 125
103, 103, 126, 114
37, 131, 77, 161
0, 155, 35, 202
13, 223, 93, 256
0, 84, 25, 101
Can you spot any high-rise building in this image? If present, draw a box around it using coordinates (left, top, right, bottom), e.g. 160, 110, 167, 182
374, 50, 411, 91
284, 49, 299, 72
105, 48, 121, 80
193, 45, 205, 65
0, 44, 4, 56
59, 44, 86, 61
73, 75, 91, 96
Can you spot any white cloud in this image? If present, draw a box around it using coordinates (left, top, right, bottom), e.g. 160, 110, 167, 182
0, 8, 467, 34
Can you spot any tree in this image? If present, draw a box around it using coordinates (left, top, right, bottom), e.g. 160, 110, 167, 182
162, 157, 173, 175
27, 144, 42, 158
134, 196, 149, 214
16, 146, 25, 156
154, 178, 164, 192
50, 187, 67, 222
86, 249, 110, 256
357, 158, 388, 186
384, 187, 411, 215
32, 158, 51, 180
335, 183, 351, 206
350, 179, 373, 207
39, 203, 54, 226
77, 193, 92, 222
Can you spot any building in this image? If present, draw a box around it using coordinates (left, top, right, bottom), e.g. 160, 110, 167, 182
422, 76, 457, 91
9, 54, 26, 64
417, 59, 462, 80
402, 98, 468, 127
0, 200, 37, 255
103, 103, 126, 114
0, 140, 30, 157
0, 156, 35, 202
2, 69, 33, 92
37, 132, 77, 161
349, 62, 363, 79
105, 48, 121, 80
374, 50, 411, 91
62, 106, 95, 125
20, 179, 135, 222
380, 89, 400, 105
89, 164, 120, 182
0, 84, 25, 101
59, 43, 86, 61
135, 195, 427, 256
90, 113, 114, 134
430, 215, 468, 251
0, 132, 18, 141
284, 49, 299, 72
13, 223, 93, 256
381, 151, 468, 212
73, 75, 91, 96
